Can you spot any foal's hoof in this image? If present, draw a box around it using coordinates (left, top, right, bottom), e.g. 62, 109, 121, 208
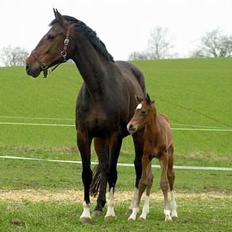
80, 217, 92, 224
128, 215, 136, 221
126, 209, 133, 216
105, 216, 116, 222
92, 210, 103, 217
139, 216, 146, 221
171, 210, 178, 218
165, 216, 172, 222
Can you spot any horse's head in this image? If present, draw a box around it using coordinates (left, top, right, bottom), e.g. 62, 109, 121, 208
127, 94, 155, 134
26, 9, 73, 78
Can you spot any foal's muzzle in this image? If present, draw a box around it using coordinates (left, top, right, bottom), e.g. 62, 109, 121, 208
127, 123, 137, 134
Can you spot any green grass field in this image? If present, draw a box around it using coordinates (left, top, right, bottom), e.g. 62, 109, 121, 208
0, 58, 232, 231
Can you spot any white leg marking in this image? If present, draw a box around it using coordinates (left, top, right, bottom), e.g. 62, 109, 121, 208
129, 188, 139, 210
105, 188, 116, 217
139, 194, 150, 220
164, 192, 172, 221
80, 201, 91, 219
171, 191, 178, 218
128, 207, 139, 221
164, 209, 172, 221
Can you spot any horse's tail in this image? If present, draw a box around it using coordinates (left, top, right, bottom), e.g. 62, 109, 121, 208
90, 165, 101, 197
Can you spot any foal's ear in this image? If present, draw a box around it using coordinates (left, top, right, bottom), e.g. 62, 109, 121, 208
146, 94, 155, 104
135, 95, 143, 103
53, 9, 66, 26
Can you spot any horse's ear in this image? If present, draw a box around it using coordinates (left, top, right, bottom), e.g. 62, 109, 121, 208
53, 9, 65, 26
146, 94, 155, 104
135, 95, 143, 103
146, 94, 151, 103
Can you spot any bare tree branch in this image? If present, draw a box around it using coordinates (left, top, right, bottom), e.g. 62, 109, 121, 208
0, 46, 29, 67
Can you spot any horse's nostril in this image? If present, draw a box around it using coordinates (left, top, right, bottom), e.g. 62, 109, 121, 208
26, 63, 30, 71
127, 123, 135, 133
129, 124, 134, 130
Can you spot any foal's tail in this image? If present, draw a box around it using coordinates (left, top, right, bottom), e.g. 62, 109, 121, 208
90, 165, 101, 197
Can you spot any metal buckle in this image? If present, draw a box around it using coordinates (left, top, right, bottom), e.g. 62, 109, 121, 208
64, 38, 69, 46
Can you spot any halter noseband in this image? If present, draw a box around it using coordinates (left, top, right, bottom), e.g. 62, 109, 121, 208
31, 26, 71, 78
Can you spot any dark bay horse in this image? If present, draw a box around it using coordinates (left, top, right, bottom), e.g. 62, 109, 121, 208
26, 9, 146, 223
127, 94, 177, 221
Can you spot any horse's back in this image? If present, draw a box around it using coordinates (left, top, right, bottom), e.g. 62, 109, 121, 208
115, 61, 146, 95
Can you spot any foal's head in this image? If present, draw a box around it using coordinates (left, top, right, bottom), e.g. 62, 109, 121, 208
127, 94, 155, 134
26, 9, 74, 78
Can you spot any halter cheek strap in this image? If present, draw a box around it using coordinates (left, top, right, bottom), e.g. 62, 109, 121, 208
49, 26, 72, 75
30, 25, 72, 78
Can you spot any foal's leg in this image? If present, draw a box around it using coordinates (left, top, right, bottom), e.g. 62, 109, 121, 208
77, 130, 93, 223
160, 152, 172, 221
105, 133, 123, 218
129, 131, 143, 213
92, 138, 109, 215
129, 155, 150, 220
167, 145, 178, 218
139, 163, 153, 220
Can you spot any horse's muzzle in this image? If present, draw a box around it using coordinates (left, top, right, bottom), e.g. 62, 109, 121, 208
25, 63, 41, 78
127, 123, 137, 134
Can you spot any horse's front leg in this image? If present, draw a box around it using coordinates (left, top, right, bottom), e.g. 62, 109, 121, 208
77, 130, 93, 224
160, 152, 172, 221
128, 131, 144, 214
105, 133, 123, 218
129, 154, 150, 220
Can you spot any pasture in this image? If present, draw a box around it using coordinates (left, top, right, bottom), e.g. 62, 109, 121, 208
0, 58, 232, 231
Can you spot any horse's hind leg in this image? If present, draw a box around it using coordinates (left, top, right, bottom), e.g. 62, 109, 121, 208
160, 152, 172, 221
77, 130, 93, 223
167, 145, 178, 218
92, 138, 109, 216
105, 133, 123, 218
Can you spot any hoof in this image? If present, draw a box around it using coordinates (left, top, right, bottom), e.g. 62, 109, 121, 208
126, 209, 133, 216
128, 216, 136, 221
171, 210, 178, 218
105, 216, 116, 222
139, 216, 146, 221
165, 217, 172, 222
80, 217, 92, 224
92, 210, 103, 217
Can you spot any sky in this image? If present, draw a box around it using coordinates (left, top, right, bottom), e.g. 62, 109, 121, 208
0, 0, 232, 63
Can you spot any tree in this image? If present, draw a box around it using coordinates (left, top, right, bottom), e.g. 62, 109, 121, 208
191, 29, 232, 58
0, 46, 29, 67
128, 26, 174, 61
128, 51, 149, 61
147, 26, 173, 59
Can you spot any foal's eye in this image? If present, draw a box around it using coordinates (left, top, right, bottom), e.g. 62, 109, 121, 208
141, 110, 146, 114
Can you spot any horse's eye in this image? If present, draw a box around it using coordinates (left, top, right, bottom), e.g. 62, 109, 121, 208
47, 35, 55, 40
141, 110, 146, 114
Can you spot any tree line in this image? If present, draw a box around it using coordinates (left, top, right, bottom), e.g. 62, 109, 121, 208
129, 27, 232, 61
0, 27, 232, 66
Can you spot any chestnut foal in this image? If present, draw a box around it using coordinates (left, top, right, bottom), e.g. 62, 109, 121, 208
127, 94, 177, 221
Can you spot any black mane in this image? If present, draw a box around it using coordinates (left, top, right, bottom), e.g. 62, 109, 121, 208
50, 16, 114, 62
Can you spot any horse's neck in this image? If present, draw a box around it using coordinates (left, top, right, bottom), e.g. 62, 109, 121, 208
145, 110, 160, 144
72, 39, 110, 99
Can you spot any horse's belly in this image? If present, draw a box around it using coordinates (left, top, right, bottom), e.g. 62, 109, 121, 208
80, 112, 117, 137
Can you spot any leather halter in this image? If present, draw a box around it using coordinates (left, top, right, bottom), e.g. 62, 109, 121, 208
31, 26, 71, 78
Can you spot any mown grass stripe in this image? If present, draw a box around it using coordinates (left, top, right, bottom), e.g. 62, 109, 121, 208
0, 155, 231, 171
